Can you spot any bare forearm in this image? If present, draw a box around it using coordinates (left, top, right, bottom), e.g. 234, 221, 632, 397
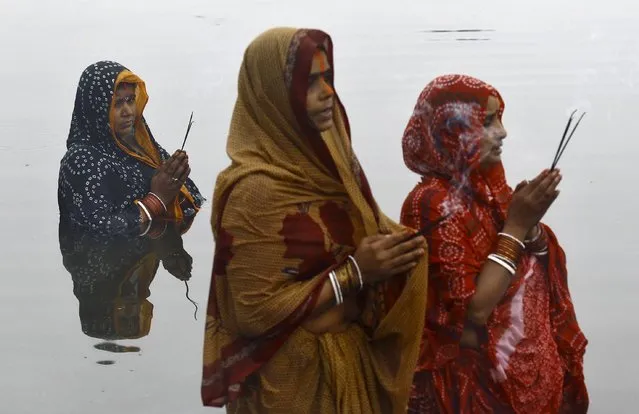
467, 261, 514, 325
308, 278, 339, 318
308, 260, 361, 318
467, 223, 527, 325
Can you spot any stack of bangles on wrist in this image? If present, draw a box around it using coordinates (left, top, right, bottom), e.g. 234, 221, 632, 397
329, 255, 364, 305
135, 192, 168, 238
525, 224, 548, 256
488, 232, 525, 276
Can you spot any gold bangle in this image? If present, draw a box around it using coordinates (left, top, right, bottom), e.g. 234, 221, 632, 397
334, 262, 359, 297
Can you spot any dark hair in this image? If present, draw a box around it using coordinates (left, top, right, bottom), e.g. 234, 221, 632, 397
116, 82, 137, 90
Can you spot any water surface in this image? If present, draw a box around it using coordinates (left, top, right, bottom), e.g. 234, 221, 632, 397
1, 0, 637, 412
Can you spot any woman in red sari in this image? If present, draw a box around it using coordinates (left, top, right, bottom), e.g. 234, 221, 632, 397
401, 74, 588, 413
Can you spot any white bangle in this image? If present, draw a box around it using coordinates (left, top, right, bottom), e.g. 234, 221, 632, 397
148, 192, 168, 212
533, 248, 549, 256
525, 224, 542, 244
347, 255, 364, 290
137, 200, 153, 236
138, 200, 152, 221
328, 271, 343, 305
140, 220, 153, 237
488, 253, 516, 276
492, 253, 517, 271
498, 232, 525, 249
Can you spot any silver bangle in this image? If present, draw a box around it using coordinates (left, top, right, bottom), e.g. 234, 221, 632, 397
138, 201, 153, 236
328, 271, 343, 305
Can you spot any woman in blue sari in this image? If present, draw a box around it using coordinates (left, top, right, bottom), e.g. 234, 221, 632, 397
58, 61, 204, 237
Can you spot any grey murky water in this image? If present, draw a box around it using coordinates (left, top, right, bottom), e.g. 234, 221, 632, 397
1, 0, 637, 412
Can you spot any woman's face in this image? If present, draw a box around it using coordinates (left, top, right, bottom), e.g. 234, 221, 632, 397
111, 83, 137, 140
306, 50, 335, 132
479, 95, 507, 167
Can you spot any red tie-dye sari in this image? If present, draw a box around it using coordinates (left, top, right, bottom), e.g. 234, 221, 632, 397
400, 74, 588, 413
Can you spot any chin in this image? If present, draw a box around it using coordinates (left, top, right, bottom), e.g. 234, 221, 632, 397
118, 127, 135, 140
315, 120, 334, 133
479, 156, 502, 169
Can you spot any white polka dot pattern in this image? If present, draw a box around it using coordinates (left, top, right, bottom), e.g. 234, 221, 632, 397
58, 61, 204, 236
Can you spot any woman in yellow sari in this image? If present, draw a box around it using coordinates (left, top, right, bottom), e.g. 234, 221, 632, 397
201, 28, 429, 413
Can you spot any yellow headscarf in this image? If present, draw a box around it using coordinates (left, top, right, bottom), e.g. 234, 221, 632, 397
109, 70, 198, 221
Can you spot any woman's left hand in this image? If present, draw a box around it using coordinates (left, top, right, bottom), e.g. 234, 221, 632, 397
150, 150, 191, 205
513, 180, 542, 241
162, 248, 193, 281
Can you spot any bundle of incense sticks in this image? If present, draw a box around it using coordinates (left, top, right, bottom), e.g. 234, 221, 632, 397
551, 109, 586, 171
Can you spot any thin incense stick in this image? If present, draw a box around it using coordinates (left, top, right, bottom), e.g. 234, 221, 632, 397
404, 213, 452, 242
552, 109, 577, 170
180, 112, 194, 151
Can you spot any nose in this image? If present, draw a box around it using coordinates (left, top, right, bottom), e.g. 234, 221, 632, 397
121, 102, 135, 118
319, 77, 334, 100
496, 120, 507, 140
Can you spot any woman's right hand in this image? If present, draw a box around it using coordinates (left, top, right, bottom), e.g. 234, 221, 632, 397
506, 169, 562, 234
150, 150, 191, 206
353, 232, 426, 285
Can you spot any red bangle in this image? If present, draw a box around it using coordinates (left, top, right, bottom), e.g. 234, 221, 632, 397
148, 221, 167, 239
140, 193, 166, 218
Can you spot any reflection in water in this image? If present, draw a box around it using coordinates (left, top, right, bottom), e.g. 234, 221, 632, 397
94, 342, 141, 353
59, 220, 194, 364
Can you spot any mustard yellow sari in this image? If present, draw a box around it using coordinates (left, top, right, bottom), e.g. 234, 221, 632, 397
202, 28, 428, 413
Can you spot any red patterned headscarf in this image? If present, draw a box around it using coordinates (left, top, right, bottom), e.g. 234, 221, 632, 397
402, 74, 512, 221
401, 74, 588, 412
